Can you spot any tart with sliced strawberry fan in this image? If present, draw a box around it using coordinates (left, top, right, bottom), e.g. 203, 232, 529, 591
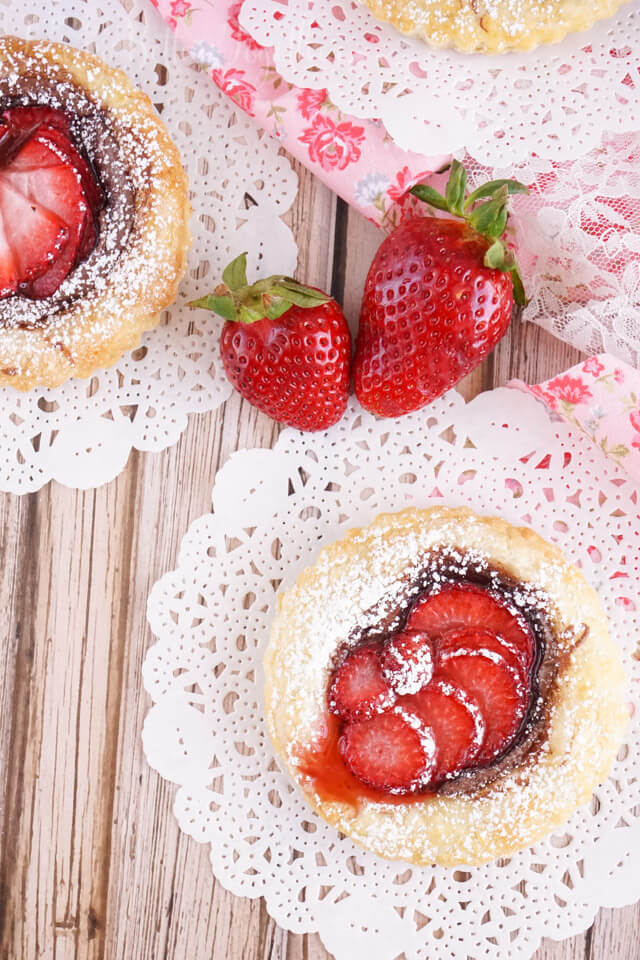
265, 506, 627, 866
0, 36, 190, 389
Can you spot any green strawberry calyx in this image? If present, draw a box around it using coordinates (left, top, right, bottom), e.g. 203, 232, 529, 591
410, 161, 529, 306
188, 252, 331, 323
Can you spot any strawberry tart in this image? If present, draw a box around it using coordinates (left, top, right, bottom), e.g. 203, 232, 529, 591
265, 507, 628, 866
361, 0, 630, 53
0, 37, 190, 390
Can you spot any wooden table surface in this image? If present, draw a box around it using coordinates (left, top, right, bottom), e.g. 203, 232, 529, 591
0, 159, 637, 960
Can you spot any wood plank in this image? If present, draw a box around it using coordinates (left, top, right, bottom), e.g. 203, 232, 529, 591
588, 904, 640, 958
0, 482, 122, 960
0, 493, 36, 941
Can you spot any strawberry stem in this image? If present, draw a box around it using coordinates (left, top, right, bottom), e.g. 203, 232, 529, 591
410, 162, 529, 306
189, 252, 331, 323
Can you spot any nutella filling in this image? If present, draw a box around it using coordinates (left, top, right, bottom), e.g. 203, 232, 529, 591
332, 548, 564, 797
0, 57, 137, 328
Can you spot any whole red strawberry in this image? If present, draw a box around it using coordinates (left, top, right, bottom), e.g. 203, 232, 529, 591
354, 162, 528, 417
191, 254, 351, 431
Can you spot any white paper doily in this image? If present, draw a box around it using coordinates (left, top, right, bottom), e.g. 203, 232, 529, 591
0, 0, 297, 492
240, 0, 640, 165
143, 388, 640, 960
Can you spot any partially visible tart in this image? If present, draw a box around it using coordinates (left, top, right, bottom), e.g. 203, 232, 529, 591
0, 36, 191, 390
265, 506, 628, 866
361, 0, 631, 53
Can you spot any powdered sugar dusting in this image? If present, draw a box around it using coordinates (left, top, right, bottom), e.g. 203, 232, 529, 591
436, 679, 486, 756
394, 704, 437, 789
382, 631, 433, 694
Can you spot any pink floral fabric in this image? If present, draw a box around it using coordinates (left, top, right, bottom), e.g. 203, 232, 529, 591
515, 355, 640, 481
298, 115, 366, 171
149, 0, 448, 225
211, 68, 257, 116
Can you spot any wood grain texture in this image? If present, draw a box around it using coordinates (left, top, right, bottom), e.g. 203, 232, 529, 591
0, 160, 638, 960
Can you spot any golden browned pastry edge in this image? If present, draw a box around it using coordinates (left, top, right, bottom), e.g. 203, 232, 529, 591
360, 0, 630, 53
265, 506, 628, 866
0, 36, 191, 391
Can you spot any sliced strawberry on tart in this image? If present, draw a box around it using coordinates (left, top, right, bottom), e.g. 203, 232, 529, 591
381, 629, 433, 695
321, 587, 533, 795
412, 682, 483, 780
0, 109, 103, 301
329, 645, 394, 721
436, 641, 527, 763
408, 583, 536, 673
340, 709, 434, 794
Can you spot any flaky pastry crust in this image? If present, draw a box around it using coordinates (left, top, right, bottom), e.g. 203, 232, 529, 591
361, 0, 630, 53
0, 36, 191, 390
265, 507, 628, 866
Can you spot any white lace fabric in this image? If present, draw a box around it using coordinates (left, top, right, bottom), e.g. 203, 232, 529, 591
464, 152, 640, 369
0, 0, 298, 492
241, 0, 640, 165
144, 389, 640, 960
